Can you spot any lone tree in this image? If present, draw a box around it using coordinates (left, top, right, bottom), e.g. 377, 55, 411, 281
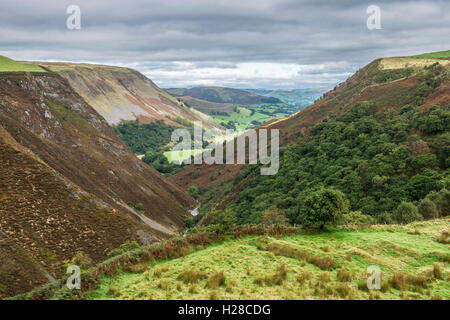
299, 188, 349, 229
393, 201, 422, 224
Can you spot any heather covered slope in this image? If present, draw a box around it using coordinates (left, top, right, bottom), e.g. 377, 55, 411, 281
0, 66, 195, 297
172, 54, 450, 220
38, 63, 219, 129
264, 56, 450, 143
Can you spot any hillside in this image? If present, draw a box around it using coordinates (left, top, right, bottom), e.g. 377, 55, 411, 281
414, 50, 450, 59
167, 86, 282, 105
37, 63, 219, 129
0, 55, 46, 73
167, 87, 300, 130
247, 88, 328, 108
172, 54, 450, 221
14, 219, 450, 300
0, 58, 195, 297
172, 95, 236, 115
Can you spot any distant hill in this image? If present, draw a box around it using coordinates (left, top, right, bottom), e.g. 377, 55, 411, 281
246, 88, 329, 108
173, 95, 236, 115
166, 86, 282, 105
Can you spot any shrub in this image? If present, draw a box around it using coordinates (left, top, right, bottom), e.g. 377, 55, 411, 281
418, 198, 439, 220
135, 203, 144, 211
376, 212, 393, 225
261, 206, 290, 226
187, 185, 199, 199
108, 241, 141, 258
208, 210, 237, 234
343, 211, 375, 225
123, 263, 146, 273
298, 188, 349, 229
392, 202, 422, 224
439, 189, 450, 217
425, 189, 450, 217
70, 251, 93, 269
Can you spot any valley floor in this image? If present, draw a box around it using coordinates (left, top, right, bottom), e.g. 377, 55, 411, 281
86, 219, 449, 300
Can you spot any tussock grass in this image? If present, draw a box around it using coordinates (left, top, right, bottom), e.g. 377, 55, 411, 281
177, 269, 207, 284
15, 219, 450, 300
437, 230, 450, 244
206, 272, 226, 289
257, 239, 337, 270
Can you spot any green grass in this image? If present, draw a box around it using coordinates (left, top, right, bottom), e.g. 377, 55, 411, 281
85, 219, 449, 300
163, 149, 204, 163
413, 50, 450, 59
211, 106, 285, 130
0, 56, 46, 73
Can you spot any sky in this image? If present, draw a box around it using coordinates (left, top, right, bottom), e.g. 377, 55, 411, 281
0, 0, 449, 89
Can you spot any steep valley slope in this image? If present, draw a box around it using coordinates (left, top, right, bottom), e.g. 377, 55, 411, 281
36, 62, 220, 130
171, 53, 450, 217
0, 59, 195, 297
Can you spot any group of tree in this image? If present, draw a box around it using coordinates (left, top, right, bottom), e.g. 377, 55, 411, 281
223, 100, 449, 228
113, 120, 186, 175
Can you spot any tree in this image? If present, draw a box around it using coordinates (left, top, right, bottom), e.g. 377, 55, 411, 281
343, 211, 375, 225
376, 212, 393, 225
439, 189, 450, 217
392, 202, 422, 224
209, 210, 237, 234
418, 198, 438, 220
298, 188, 349, 229
187, 184, 199, 199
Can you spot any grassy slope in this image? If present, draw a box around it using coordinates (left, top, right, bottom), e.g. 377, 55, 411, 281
211, 106, 273, 130
86, 219, 449, 300
413, 50, 450, 59
0, 56, 46, 73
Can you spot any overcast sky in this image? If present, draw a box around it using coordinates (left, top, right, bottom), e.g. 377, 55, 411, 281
0, 0, 448, 89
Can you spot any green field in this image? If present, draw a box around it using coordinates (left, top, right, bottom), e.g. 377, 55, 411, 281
0, 56, 46, 73
164, 149, 204, 163
211, 105, 288, 130
77, 219, 449, 300
413, 50, 450, 59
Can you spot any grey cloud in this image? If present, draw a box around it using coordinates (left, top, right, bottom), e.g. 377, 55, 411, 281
0, 0, 448, 89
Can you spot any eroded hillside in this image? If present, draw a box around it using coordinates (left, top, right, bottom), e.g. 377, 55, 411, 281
37, 63, 220, 129
0, 64, 195, 297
